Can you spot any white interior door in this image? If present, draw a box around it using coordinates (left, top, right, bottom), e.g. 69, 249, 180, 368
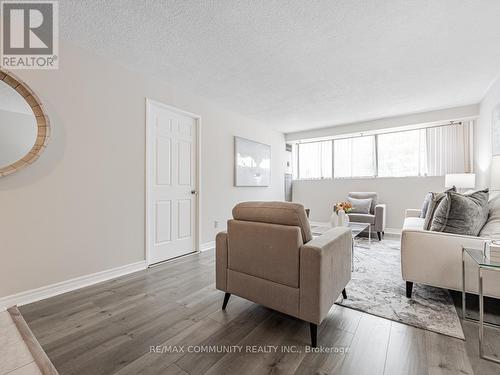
147, 100, 198, 265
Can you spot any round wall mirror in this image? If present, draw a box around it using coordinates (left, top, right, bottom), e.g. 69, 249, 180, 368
0, 70, 50, 177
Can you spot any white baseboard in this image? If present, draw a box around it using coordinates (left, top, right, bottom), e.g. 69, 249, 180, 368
0, 260, 147, 311
200, 241, 215, 252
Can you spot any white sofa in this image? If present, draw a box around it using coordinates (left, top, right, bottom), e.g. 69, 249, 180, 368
401, 207, 500, 299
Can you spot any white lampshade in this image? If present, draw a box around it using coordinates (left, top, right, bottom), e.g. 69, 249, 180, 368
445, 173, 476, 189
491, 156, 500, 191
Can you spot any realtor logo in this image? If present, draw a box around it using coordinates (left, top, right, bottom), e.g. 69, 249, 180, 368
1, 0, 58, 69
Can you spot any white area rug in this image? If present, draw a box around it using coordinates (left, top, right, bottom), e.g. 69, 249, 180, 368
336, 237, 465, 339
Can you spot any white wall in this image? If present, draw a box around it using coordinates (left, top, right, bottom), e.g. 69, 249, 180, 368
292, 176, 444, 230
475, 75, 500, 188
0, 42, 285, 298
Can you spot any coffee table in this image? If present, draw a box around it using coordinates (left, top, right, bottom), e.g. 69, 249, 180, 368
311, 222, 370, 271
462, 247, 500, 364
311, 222, 370, 240
349, 222, 371, 243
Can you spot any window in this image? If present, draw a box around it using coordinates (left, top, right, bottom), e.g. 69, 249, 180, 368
297, 141, 332, 179
291, 121, 473, 180
377, 129, 427, 177
334, 136, 376, 178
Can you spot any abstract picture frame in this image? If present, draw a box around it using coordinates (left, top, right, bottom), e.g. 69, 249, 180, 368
234, 136, 271, 187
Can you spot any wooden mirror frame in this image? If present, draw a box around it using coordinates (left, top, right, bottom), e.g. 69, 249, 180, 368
0, 69, 50, 177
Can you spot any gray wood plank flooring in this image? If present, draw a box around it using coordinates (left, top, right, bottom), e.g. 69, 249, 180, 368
19, 250, 500, 375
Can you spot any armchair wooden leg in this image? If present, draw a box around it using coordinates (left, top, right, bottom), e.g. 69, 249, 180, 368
406, 282, 413, 298
377, 232, 382, 241
222, 293, 231, 310
309, 323, 317, 347
342, 288, 347, 299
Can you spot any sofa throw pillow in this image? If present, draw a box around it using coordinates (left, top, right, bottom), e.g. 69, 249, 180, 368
420, 192, 433, 218
422, 186, 457, 230
347, 197, 372, 214
430, 189, 490, 236
479, 193, 500, 238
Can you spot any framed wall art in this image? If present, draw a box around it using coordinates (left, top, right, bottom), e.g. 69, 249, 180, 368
234, 136, 271, 187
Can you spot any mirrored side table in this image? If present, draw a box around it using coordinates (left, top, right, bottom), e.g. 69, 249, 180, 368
462, 247, 500, 364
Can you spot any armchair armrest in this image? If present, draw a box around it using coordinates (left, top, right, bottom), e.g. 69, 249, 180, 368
215, 231, 228, 291
299, 227, 351, 324
405, 209, 422, 218
374, 203, 386, 232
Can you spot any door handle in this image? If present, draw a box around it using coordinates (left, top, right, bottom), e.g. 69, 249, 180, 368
191, 190, 197, 195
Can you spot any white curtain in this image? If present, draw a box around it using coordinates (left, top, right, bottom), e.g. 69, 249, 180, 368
297, 140, 332, 179
334, 136, 376, 178
377, 129, 427, 177
426, 121, 473, 176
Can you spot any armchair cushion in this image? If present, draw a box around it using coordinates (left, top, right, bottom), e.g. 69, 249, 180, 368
348, 192, 377, 214
347, 213, 375, 224
347, 197, 372, 214
232, 201, 312, 243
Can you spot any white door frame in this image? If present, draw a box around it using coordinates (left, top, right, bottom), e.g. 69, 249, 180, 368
145, 98, 202, 267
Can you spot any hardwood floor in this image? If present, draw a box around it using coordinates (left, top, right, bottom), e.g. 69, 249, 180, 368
18, 250, 500, 375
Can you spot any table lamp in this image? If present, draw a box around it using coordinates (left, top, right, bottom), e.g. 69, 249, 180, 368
445, 173, 476, 192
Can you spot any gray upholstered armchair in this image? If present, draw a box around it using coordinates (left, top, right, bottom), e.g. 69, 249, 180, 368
216, 201, 352, 347
347, 192, 386, 240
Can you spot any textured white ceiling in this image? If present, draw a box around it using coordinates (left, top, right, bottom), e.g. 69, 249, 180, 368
60, 0, 500, 133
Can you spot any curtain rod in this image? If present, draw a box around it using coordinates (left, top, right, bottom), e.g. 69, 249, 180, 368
293, 120, 469, 144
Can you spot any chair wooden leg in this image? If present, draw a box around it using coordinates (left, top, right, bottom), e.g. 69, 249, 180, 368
222, 293, 231, 310
406, 281, 413, 298
342, 288, 347, 299
309, 323, 317, 347
377, 232, 382, 241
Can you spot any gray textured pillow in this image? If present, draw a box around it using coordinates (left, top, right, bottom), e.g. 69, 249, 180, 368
347, 197, 372, 214
423, 186, 457, 230
430, 189, 490, 236
479, 194, 500, 238
420, 192, 433, 218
